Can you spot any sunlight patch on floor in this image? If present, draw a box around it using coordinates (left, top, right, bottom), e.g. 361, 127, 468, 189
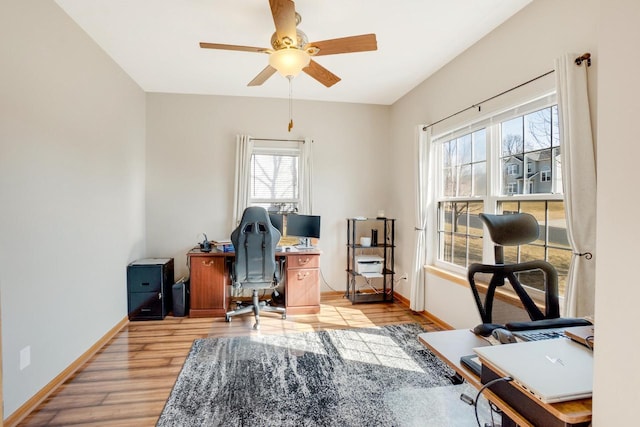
249, 331, 327, 356
330, 329, 424, 373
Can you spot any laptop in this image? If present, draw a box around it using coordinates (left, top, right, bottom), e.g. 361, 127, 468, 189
473, 339, 593, 403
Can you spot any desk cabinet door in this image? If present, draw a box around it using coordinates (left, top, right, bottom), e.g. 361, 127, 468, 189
286, 268, 320, 307
190, 256, 227, 316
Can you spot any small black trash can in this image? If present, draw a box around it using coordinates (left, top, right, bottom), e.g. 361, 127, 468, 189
172, 278, 190, 317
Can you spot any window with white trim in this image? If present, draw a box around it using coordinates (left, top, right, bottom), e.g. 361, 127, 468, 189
249, 141, 301, 213
434, 97, 571, 295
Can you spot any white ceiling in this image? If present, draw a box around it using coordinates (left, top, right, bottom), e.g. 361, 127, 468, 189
54, 0, 532, 105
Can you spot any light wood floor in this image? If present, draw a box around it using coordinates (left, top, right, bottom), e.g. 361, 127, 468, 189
18, 294, 443, 426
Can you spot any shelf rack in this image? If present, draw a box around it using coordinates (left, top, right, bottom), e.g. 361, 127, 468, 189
345, 217, 395, 303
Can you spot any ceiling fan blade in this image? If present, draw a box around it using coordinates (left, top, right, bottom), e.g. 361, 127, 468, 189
269, 0, 297, 44
199, 42, 268, 53
248, 65, 277, 86
303, 60, 341, 88
308, 34, 378, 56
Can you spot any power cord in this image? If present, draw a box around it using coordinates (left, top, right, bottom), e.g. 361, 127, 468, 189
585, 335, 595, 351
320, 267, 342, 292
460, 376, 513, 427
475, 376, 512, 427
361, 276, 382, 294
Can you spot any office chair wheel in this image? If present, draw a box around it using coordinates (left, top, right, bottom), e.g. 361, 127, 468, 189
282, 313, 286, 320
225, 315, 231, 323
253, 322, 260, 330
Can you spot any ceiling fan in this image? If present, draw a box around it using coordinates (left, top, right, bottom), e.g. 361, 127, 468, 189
199, 0, 377, 88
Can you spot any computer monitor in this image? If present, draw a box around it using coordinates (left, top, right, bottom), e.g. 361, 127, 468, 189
268, 213, 285, 235
285, 214, 321, 248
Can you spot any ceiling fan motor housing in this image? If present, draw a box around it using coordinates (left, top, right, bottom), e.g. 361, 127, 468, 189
271, 28, 308, 51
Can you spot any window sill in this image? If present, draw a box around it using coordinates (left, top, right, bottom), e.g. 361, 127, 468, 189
425, 265, 468, 287
424, 265, 545, 311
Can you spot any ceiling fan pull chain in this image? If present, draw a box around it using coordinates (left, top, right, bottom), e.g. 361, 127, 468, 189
288, 75, 294, 132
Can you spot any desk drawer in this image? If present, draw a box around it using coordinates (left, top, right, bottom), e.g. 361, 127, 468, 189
288, 254, 319, 269
127, 266, 162, 293
128, 291, 163, 320
286, 268, 320, 307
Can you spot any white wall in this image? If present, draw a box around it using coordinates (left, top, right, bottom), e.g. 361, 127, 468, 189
0, 1, 146, 416
4, 0, 631, 423
593, 0, 640, 424
145, 93, 391, 292
388, 0, 599, 328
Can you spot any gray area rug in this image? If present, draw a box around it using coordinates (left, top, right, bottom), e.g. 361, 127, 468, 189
157, 323, 486, 426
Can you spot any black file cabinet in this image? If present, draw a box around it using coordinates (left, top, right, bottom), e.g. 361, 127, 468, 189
127, 258, 174, 320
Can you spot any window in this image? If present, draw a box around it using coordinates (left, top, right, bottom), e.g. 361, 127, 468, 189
441, 131, 487, 198
434, 99, 571, 295
437, 129, 486, 269
249, 141, 301, 213
502, 106, 561, 195
499, 200, 571, 294
438, 201, 484, 267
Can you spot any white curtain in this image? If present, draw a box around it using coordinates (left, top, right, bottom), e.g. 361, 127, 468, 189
300, 137, 314, 214
232, 134, 254, 228
555, 54, 596, 317
410, 126, 433, 311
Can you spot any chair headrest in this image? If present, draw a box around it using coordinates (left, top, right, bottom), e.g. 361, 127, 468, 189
479, 213, 539, 246
232, 206, 281, 246
238, 206, 272, 226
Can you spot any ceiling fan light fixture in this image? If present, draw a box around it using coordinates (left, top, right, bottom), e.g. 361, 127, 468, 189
269, 48, 310, 78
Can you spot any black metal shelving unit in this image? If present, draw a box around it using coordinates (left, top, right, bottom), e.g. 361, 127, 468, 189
345, 217, 395, 303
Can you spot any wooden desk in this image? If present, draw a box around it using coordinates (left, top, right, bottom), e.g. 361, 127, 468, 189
419, 330, 592, 427
187, 248, 321, 318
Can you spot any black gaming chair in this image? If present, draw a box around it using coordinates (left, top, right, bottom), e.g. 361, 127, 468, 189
225, 206, 286, 329
468, 213, 561, 325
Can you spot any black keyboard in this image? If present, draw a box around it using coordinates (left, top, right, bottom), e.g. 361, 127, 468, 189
514, 328, 567, 341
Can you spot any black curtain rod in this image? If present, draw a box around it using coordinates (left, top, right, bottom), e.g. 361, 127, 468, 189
249, 137, 306, 143
422, 70, 553, 130
423, 52, 591, 131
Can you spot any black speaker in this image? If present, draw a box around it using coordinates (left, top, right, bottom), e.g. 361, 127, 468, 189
172, 279, 190, 317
